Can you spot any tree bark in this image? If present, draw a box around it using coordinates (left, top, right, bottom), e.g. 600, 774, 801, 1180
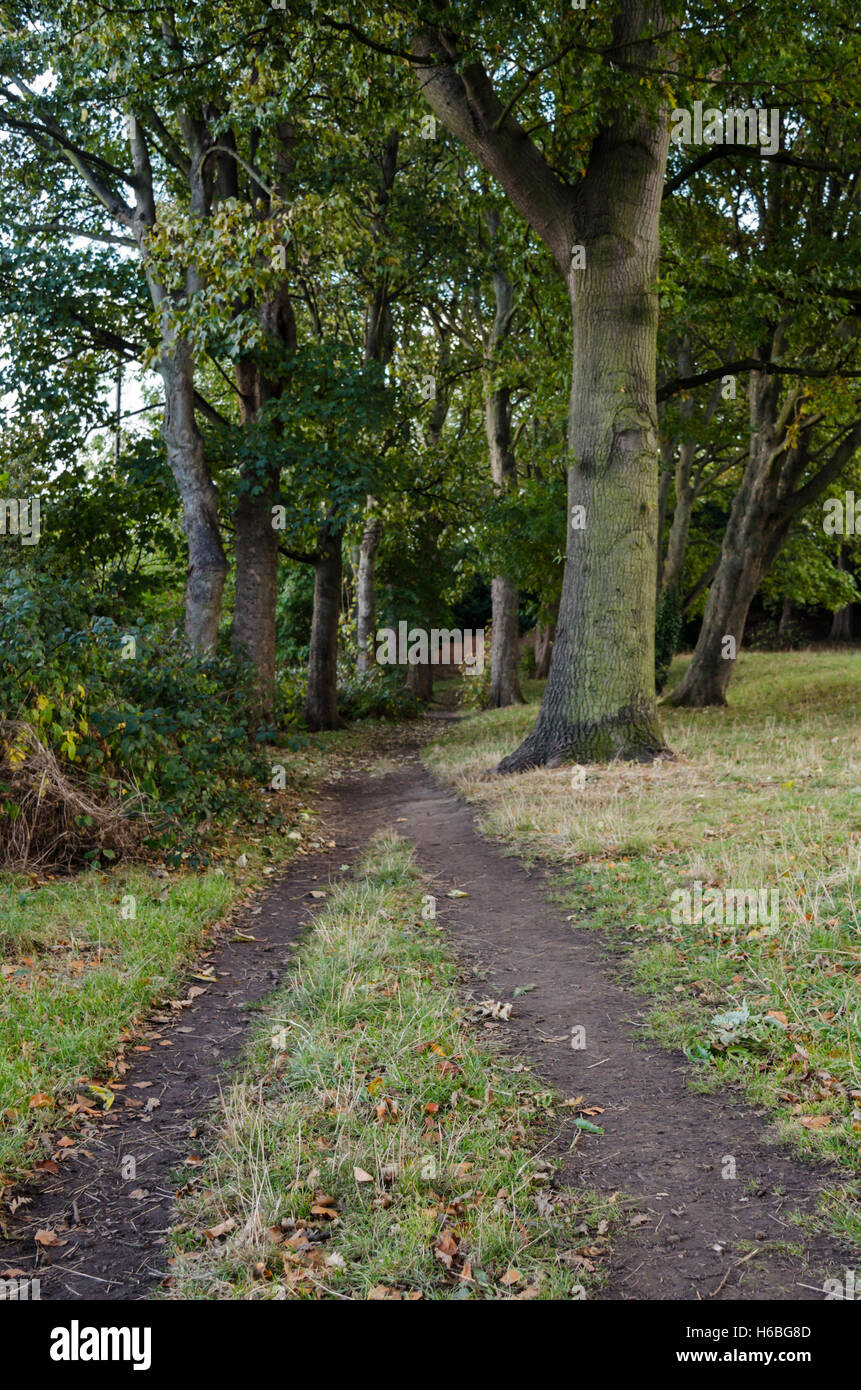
127, 114, 228, 655
533, 601, 559, 679
831, 604, 852, 641
668, 361, 861, 706
406, 661, 434, 701
159, 331, 227, 655
356, 508, 382, 671
489, 576, 522, 704
482, 211, 523, 708
778, 596, 794, 635
306, 518, 344, 731
354, 130, 399, 671
414, 4, 670, 768
231, 287, 297, 719
830, 549, 851, 640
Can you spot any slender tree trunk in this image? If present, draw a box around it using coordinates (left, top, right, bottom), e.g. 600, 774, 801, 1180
485, 385, 522, 707
533, 602, 559, 679
159, 336, 227, 654
668, 366, 790, 707
778, 596, 794, 635
831, 605, 852, 640
231, 289, 296, 718
406, 661, 434, 701
481, 224, 523, 709
232, 455, 280, 718
356, 507, 382, 671
662, 441, 696, 595
306, 519, 344, 731
830, 550, 851, 639
130, 119, 227, 657
354, 130, 399, 673
489, 576, 522, 704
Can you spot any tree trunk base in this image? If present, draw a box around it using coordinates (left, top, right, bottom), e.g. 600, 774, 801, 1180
494, 702, 668, 772
664, 677, 728, 709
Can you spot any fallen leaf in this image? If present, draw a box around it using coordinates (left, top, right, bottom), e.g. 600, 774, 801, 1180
500, 1268, 522, 1286
203, 1217, 237, 1240
353, 1167, 373, 1184
35, 1229, 68, 1248
434, 1230, 459, 1268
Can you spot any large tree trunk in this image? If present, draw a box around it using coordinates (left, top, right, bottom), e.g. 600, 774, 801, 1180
306, 519, 344, 731
159, 336, 227, 654
415, 4, 670, 769
356, 507, 382, 672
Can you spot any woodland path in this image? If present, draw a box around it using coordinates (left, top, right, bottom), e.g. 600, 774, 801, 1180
3, 738, 856, 1301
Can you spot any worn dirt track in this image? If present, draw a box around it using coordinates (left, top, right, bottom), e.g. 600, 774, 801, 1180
3, 746, 856, 1300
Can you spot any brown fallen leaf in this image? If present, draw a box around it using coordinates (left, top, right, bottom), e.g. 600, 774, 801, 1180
35, 1229, 68, 1248
434, 1230, 459, 1268
34, 1159, 59, 1176
353, 1167, 374, 1184
799, 1115, 832, 1129
203, 1217, 237, 1240
500, 1268, 522, 1286
28, 1093, 53, 1110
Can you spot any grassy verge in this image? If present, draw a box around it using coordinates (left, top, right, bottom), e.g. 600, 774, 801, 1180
423, 651, 861, 1202
167, 834, 615, 1300
0, 793, 324, 1185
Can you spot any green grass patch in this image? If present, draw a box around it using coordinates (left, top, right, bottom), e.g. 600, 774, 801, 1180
423, 651, 861, 1187
166, 834, 615, 1300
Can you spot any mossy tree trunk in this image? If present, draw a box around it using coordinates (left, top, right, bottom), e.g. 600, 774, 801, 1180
414, 2, 670, 769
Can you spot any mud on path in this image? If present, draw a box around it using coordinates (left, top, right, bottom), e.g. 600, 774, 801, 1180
3, 743, 856, 1301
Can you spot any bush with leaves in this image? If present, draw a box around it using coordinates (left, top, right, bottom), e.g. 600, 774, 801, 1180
0, 569, 275, 864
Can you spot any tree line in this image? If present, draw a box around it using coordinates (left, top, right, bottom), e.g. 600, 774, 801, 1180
1, 0, 859, 774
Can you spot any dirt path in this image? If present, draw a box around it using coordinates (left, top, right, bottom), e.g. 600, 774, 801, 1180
4, 745, 856, 1301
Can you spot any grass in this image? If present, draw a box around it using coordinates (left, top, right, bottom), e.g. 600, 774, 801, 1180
166, 834, 616, 1300
0, 796, 320, 1185
423, 649, 861, 1183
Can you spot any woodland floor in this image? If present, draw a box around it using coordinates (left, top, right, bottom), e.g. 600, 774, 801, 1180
1, 721, 857, 1302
